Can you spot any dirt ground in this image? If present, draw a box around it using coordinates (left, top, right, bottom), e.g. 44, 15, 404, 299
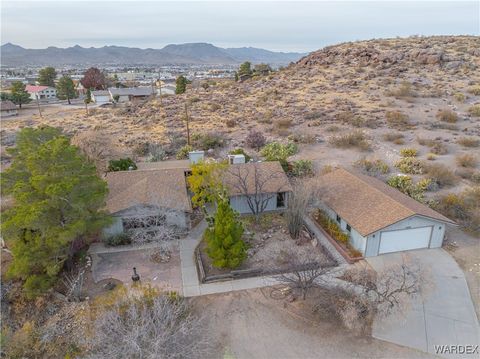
192, 289, 435, 359
444, 226, 480, 319
199, 214, 335, 277
90, 243, 182, 293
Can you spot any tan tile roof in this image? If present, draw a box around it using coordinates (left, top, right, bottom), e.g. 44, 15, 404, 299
318, 168, 455, 236
105, 168, 192, 214
223, 161, 293, 196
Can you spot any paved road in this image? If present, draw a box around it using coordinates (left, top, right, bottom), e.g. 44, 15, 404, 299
368, 248, 480, 358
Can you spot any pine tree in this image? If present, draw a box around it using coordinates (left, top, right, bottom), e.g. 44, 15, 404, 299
175, 75, 187, 94
1, 127, 110, 298
205, 198, 246, 269
9, 81, 31, 108
56, 75, 77, 104
37, 67, 57, 87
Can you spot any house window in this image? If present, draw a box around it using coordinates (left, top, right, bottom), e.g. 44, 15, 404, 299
346, 224, 351, 232
276, 192, 285, 208
336, 214, 341, 223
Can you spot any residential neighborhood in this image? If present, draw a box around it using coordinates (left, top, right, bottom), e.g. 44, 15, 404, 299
1, 2, 479, 359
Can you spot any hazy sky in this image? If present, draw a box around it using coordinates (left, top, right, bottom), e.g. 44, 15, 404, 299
1, 1, 478, 52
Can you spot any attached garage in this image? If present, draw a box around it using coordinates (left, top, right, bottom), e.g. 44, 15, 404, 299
378, 226, 432, 254
317, 168, 456, 257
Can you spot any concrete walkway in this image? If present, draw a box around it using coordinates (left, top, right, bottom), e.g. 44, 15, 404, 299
368, 249, 480, 358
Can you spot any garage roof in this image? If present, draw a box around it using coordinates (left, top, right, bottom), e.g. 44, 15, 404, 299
317, 168, 456, 236
105, 168, 192, 214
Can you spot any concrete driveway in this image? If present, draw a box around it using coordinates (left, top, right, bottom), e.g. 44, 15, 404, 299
368, 248, 479, 358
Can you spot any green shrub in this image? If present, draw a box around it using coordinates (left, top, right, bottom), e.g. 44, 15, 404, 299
192, 132, 225, 150
314, 209, 350, 244
400, 148, 418, 157
354, 158, 390, 177
260, 142, 298, 163
387, 175, 428, 202
395, 157, 423, 174
103, 233, 131, 246
290, 159, 314, 177
176, 145, 194, 159
146, 144, 167, 162
468, 105, 480, 117
108, 158, 137, 172
328, 130, 371, 151
229, 148, 251, 162
436, 109, 458, 123
457, 137, 480, 148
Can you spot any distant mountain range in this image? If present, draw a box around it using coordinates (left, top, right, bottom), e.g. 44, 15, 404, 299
0, 42, 307, 66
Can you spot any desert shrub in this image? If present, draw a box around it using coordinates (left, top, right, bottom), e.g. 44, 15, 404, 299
423, 163, 457, 188
326, 125, 341, 132
289, 131, 316, 144
383, 132, 404, 143
246, 130, 266, 150
304, 111, 323, 120
453, 93, 465, 102
328, 130, 371, 151
430, 122, 458, 131
229, 148, 251, 162
456, 154, 477, 168
457, 137, 480, 148
225, 118, 236, 128
336, 111, 378, 129
276, 118, 293, 129
417, 137, 448, 155
146, 144, 167, 162
314, 209, 349, 244
132, 142, 150, 156
395, 157, 423, 174
400, 148, 418, 158
467, 86, 480, 96
386, 111, 410, 129
455, 168, 479, 182
176, 144, 194, 160
260, 142, 298, 161
434, 187, 480, 234
354, 158, 390, 177
426, 153, 436, 161
387, 175, 431, 201
472, 172, 480, 184
210, 102, 221, 111
436, 109, 458, 123
108, 158, 137, 172
193, 132, 225, 150
468, 105, 480, 117
290, 159, 314, 177
386, 81, 416, 98
103, 233, 131, 246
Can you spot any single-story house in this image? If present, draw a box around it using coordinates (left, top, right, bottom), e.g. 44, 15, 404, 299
223, 161, 293, 215
1, 100, 18, 117
108, 87, 154, 103
316, 168, 456, 257
91, 90, 111, 105
103, 168, 193, 237
25, 85, 57, 101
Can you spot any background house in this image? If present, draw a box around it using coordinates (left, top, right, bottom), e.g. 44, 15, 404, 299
109, 87, 154, 103
316, 168, 456, 257
1, 100, 18, 117
103, 168, 193, 237
91, 90, 111, 105
25, 85, 57, 101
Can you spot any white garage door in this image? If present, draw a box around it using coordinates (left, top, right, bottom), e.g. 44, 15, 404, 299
379, 226, 432, 254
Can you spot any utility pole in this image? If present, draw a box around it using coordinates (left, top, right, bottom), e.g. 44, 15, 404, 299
35, 94, 42, 118
184, 103, 190, 146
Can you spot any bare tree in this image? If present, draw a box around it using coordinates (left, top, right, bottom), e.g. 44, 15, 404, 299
85, 288, 214, 359
226, 163, 288, 222
275, 255, 336, 300
71, 130, 123, 173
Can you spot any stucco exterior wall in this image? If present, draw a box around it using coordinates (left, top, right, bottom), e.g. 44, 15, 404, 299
320, 204, 367, 253
229, 192, 288, 214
